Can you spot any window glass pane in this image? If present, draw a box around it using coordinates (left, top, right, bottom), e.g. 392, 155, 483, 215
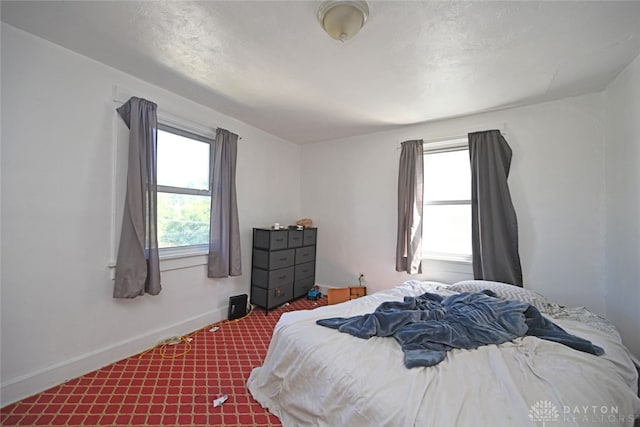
424, 150, 470, 202
157, 129, 209, 190
422, 204, 472, 256
157, 193, 211, 248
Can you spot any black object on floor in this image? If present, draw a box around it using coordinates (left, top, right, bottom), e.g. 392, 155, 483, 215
228, 293, 248, 320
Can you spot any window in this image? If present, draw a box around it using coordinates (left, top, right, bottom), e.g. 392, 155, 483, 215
156, 124, 213, 255
422, 138, 472, 262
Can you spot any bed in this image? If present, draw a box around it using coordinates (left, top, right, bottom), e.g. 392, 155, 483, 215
247, 280, 640, 426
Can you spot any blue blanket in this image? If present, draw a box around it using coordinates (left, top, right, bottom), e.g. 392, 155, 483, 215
316, 291, 604, 368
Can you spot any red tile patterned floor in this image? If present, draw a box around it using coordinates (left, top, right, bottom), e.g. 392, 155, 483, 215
1, 297, 327, 426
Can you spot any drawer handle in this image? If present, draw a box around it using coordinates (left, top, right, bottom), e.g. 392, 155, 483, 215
278, 275, 287, 280
275, 238, 283, 242
279, 257, 287, 261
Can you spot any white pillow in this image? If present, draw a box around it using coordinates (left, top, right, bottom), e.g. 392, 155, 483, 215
448, 280, 558, 313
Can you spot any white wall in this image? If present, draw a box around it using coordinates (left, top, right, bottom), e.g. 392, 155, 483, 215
302, 94, 608, 317
0, 23, 301, 406
604, 53, 640, 359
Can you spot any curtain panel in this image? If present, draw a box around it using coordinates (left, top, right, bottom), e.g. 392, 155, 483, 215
469, 130, 523, 287
395, 139, 424, 274
114, 97, 161, 298
208, 128, 242, 278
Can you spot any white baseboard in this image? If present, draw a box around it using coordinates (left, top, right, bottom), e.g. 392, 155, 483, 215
0, 307, 226, 407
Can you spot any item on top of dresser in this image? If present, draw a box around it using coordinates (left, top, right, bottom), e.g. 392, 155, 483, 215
296, 218, 313, 228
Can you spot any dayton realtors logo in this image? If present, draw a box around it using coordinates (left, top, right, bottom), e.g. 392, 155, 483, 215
529, 400, 559, 426
563, 405, 635, 424
529, 400, 635, 425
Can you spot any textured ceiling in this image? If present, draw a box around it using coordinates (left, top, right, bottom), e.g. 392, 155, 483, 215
3, 1, 640, 144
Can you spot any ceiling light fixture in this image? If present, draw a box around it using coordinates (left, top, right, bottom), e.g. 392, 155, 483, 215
317, 0, 369, 42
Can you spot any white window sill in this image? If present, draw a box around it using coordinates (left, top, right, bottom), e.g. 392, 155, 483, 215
108, 246, 209, 277
420, 256, 474, 283
159, 244, 208, 260
422, 254, 472, 264
160, 252, 208, 272
159, 244, 208, 271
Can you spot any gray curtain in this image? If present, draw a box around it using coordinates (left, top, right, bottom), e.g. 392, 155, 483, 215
395, 140, 424, 274
469, 130, 523, 286
114, 97, 161, 298
208, 128, 242, 277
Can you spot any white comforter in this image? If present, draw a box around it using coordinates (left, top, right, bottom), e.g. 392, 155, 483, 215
248, 281, 640, 427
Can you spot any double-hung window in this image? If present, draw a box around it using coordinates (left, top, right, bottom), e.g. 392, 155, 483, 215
156, 124, 213, 256
422, 138, 472, 262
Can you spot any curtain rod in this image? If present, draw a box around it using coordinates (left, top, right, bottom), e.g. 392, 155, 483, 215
112, 96, 242, 140
397, 126, 507, 149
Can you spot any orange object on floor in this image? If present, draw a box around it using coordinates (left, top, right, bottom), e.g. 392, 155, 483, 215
327, 288, 351, 305
327, 286, 367, 305
350, 286, 367, 299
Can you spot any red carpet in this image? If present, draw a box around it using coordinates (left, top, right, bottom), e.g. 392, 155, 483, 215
0, 297, 327, 426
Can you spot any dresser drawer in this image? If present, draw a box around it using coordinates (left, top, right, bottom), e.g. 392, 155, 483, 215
294, 261, 315, 280
295, 245, 315, 264
253, 248, 294, 270
253, 229, 288, 250
287, 230, 303, 248
252, 266, 294, 289
251, 283, 294, 310
303, 228, 317, 246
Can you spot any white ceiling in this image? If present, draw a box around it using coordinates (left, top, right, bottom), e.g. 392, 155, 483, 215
3, 1, 640, 144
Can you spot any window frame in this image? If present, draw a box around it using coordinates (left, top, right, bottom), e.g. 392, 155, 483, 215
422, 137, 472, 263
156, 123, 215, 258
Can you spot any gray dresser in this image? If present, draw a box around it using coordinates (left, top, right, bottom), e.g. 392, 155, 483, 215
251, 227, 317, 313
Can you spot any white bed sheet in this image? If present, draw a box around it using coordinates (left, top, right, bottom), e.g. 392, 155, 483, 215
248, 281, 640, 427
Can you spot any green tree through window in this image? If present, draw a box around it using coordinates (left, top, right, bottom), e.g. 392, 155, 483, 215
157, 193, 210, 247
